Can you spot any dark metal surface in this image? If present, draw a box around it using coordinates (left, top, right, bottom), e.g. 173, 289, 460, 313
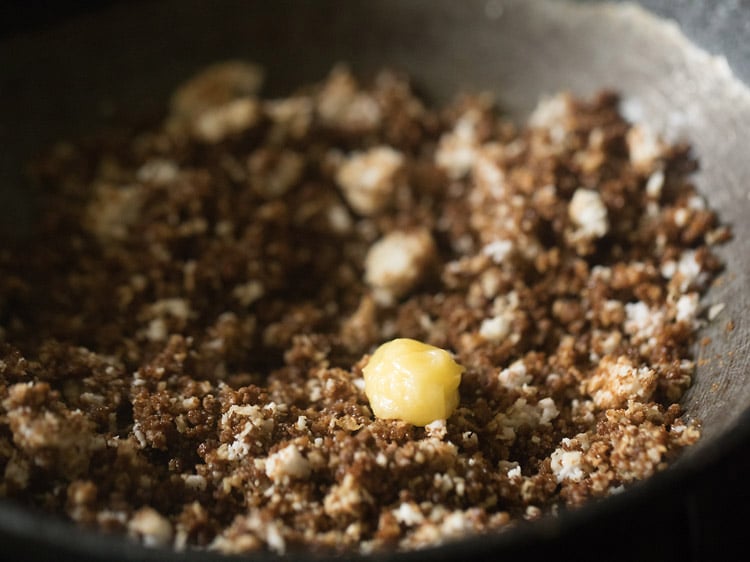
1, 1, 749, 560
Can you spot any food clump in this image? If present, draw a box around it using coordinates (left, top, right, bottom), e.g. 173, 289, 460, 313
363, 338, 464, 426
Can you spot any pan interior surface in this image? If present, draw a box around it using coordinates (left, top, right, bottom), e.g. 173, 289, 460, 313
0, 0, 749, 559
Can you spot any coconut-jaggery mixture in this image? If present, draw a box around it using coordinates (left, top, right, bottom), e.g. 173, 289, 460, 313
0, 62, 730, 555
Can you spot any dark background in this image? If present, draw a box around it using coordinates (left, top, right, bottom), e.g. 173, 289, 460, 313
1, 1, 116, 38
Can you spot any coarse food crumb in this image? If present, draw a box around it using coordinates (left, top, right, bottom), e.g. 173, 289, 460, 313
0, 61, 730, 556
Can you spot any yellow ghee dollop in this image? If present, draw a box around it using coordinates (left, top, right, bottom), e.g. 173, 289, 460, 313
362, 338, 464, 426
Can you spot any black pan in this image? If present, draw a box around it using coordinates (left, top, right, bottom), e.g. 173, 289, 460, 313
1, 1, 749, 560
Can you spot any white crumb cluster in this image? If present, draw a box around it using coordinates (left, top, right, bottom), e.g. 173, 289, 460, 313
364, 228, 437, 304
316, 65, 382, 132
585, 356, 657, 409
140, 298, 193, 343
568, 188, 609, 243
168, 60, 264, 143
435, 109, 483, 179
323, 473, 371, 518
265, 444, 312, 482
550, 448, 585, 483
626, 123, 665, 168
193, 98, 262, 143
479, 315, 512, 342
136, 159, 180, 185
265, 96, 314, 142
528, 93, 572, 142
498, 359, 532, 389
128, 507, 174, 548
216, 404, 275, 461
479, 291, 521, 344
335, 146, 405, 215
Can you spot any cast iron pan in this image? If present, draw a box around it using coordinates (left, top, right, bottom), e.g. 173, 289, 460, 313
1, 1, 749, 560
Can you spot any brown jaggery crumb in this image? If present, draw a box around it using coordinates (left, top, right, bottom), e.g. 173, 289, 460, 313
0, 63, 729, 555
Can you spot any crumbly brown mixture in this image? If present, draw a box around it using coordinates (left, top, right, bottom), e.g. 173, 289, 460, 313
0, 61, 730, 556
